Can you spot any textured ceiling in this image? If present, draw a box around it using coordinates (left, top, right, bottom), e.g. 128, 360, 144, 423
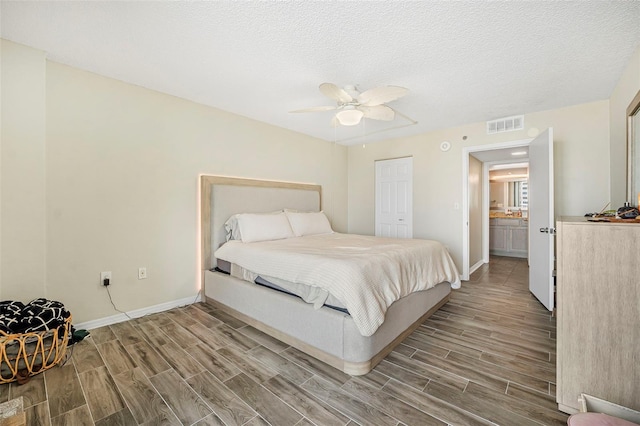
2, 1, 639, 145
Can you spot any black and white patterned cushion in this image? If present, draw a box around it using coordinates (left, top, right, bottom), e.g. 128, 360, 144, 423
0, 301, 25, 333
0, 299, 70, 334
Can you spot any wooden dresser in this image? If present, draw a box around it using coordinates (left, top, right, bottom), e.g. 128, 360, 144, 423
556, 217, 640, 414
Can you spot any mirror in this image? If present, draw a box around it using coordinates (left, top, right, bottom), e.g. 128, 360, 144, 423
490, 179, 528, 210
627, 90, 640, 206
508, 180, 529, 209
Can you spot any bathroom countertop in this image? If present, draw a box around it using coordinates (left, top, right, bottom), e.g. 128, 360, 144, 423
489, 212, 528, 220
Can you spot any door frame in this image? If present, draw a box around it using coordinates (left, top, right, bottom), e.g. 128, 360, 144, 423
482, 159, 530, 261
461, 139, 532, 280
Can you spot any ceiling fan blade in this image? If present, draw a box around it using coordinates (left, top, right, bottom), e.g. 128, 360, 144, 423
359, 105, 395, 121
289, 106, 337, 113
357, 86, 408, 106
319, 83, 353, 103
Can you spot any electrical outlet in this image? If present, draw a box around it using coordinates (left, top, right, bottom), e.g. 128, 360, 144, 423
100, 271, 112, 286
138, 267, 147, 280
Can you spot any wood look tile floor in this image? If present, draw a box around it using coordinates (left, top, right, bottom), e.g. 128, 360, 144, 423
0, 256, 567, 425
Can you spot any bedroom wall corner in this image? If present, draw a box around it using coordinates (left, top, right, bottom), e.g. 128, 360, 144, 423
0, 40, 47, 301
609, 45, 640, 208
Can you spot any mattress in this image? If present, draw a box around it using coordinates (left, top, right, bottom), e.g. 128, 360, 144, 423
217, 258, 347, 310
215, 264, 349, 314
215, 233, 460, 336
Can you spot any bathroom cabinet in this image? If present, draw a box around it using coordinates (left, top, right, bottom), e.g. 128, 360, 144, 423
489, 218, 528, 258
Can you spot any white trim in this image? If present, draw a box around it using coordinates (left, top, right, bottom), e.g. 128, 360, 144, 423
75, 293, 202, 330
462, 138, 532, 280
482, 162, 491, 264
465, 139, 533, 153
462, 151, 470, 280
470, 259, 485, 276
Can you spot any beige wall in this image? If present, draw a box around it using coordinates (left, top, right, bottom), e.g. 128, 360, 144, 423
610, 45, 640, 207
468, 155, 483, 267
348, 100, 610, 269
1, 40, 348, 323
0, 40, 47, 301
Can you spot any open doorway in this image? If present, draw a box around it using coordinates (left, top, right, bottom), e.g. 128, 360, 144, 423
461, 140, 531, 280
487, 161, 529, 258
462, 130, 555, 311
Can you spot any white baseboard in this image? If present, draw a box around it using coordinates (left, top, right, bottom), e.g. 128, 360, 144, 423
75, 293, 202, 331
469, 259, 485, 275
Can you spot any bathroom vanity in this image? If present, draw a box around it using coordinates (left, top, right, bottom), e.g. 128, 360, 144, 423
489, 217, 528, 258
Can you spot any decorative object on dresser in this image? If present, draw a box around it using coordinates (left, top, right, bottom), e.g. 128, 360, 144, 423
555, 217, 640, 414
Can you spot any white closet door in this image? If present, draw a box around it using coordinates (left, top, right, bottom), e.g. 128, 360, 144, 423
375, 157, 413, 238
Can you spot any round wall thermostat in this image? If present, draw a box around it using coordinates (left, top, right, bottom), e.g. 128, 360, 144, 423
440, 141, 451, 152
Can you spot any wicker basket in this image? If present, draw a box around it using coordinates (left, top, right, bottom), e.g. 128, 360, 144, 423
0, 315, 72, 384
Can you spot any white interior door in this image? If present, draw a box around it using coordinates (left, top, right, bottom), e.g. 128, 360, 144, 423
528, 128, 554, 311
375, 157, 413, 238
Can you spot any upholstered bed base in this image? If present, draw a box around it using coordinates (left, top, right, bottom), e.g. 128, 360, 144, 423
200, 176, 453, 375
204, 269, 450, 375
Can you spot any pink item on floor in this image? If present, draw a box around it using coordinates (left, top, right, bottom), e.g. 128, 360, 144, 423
568, 413, 640, 426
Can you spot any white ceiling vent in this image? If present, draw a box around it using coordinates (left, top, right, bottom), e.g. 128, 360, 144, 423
486, 115, 524, 135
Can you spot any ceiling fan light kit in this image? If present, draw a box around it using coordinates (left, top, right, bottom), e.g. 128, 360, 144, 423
291, 82, 409, 126
336, 107, 364, 126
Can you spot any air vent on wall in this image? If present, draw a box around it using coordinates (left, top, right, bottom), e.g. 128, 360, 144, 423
486, 115, 524, 135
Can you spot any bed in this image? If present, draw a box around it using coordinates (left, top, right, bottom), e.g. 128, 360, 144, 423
200, 176, 460, 375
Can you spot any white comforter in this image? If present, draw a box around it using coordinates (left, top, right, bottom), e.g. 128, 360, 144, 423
214, 233, 461, 336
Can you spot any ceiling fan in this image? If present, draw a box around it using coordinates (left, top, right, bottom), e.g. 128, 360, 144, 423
290, 83, 409, 126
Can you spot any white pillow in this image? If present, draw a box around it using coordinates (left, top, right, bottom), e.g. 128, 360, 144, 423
285, 211, 333, 237
237, 212, 294, 243
224, 210, 283, 241
224, 214, 242, 241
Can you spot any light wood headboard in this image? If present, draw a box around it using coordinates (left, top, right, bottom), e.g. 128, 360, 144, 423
200, 176, 322, 273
